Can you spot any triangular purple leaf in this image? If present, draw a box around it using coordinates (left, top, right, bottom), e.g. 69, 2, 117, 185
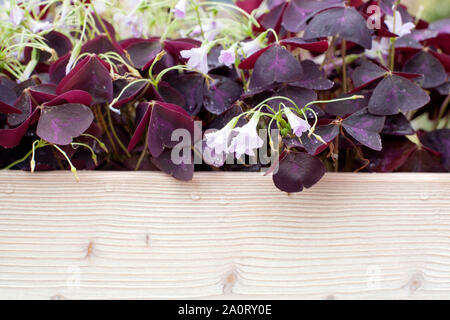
203, 75, 243, 115
342, 108, 385, 151
36, 103, 94, 145
282, 0, 345, 32
402, 50, 447, 88
272, 151, 326, 192
304, 7, 372, 49
249, 45, 303, 91
368, 74, 430, 115
56, 55, 113, 104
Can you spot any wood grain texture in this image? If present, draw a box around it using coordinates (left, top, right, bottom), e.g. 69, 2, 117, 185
0, 171, 449, 299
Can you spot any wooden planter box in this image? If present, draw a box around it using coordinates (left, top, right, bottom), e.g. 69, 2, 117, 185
0, 171, 449, 299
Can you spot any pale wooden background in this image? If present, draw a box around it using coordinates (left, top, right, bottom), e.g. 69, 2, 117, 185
0, 171, 449, 299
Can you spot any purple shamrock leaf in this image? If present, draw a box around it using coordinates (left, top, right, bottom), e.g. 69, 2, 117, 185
282, 0, 345, 32
162, 73, 205, 116
0, 108, 39, 148
112, 80, 148, 108
267, 85, 317, 112
280, 38, 329, 53
368, 74, 430, 115
420, 129, 450, 171
326, 91, 370, 117
7, 92, 32, 127
364, 136, 417, 172
0, 85, 20, 114
203, 75, 243, 115
273, 151, 326, 192
56, 55, 113, 104
249, 45, 303, 91
36, 103, 94, 145
291, 60, 334, 90
351, 60, 387, 88
342, 108, 386, 151
381, 113, 415, 136
304, 7, 372, 49
148, 102, 194, 158
402, 50, 447, 88
123, 39, 162, 70
151, 148, 194, 181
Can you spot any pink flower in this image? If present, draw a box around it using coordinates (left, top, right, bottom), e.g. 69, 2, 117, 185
204, 119, 237, 155
385, 11, 415, 37
180, 45, 209, 75
239, 33, 266, 58
172, 0, 188, 19
218, 47, 236, 67
229, 112, 264, 158
9, 5, 24, 26
190, 21, 221, 41
202, 142, 227, 167
284, 107, 311, 137
29, 19, 52, 33
365, 38, 390, 59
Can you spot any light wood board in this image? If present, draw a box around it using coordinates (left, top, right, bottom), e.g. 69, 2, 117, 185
0, 171, 449, 299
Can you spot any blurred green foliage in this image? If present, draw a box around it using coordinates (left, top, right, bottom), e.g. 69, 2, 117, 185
419, 0, 450, 22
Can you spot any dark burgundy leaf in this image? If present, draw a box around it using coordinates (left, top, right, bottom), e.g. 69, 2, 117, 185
351, 60, 386, 88
7, 93, 32, 127
163, 73, 205, 116
273, 151, 326, 192
49, 53, 70, 84
203, 75, 243, 115
395, 35, 423, 50
282, 0, 345, 32
236, 0, 263, 14
397, 148, 445, 172
81, 34, 124, 55
280, 38, 329, 52
44, 90, 93, 107
381, 113, 415, 136
238, 45, 273, 70
249, 45, 303, 90
163, 39, 200, 62
261, 2, 287, 31
420, 129, 450, 171
402, 50, 447, 88
36, 103, 94, 145
56, 55, 113, 104
148, 102, 194, 158
28, 84, 57, 104
291, 60, 334, 90
296, 124, 339, 155
124, 40, 162, 69
24, 31, 72, 63
112, 79, 148, 107
157, 82, 185, 107
267, 85, 317, 112
342, 108, 385, 151
304, 7, 372, 49
326, 91, 370, 116
207, 104, 246, 130
368, 74, 430, 115
127, 102, 152, 152
0, 85, 20, 114
0, 109, 39, 148
436, 81, 450, 95
151, 148, 194, 181
364, 136, 416, 172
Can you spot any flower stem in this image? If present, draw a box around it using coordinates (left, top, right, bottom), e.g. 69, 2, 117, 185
341, 39, 347, 92
106, 103, 131, 158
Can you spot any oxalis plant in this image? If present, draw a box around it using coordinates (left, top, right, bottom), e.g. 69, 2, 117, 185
0, 0, 448, 192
